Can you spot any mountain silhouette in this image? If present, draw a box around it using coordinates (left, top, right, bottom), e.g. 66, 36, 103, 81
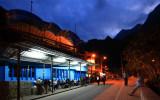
114, 24, 141, 40
114, 3, 160, 40
143, 4, 160, 29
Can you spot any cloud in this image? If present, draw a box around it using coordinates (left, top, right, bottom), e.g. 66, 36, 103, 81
143, 2, 160, 14
0, 0, 160, 42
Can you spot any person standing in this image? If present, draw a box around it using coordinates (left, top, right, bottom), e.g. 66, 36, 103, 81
43, 79, 48, 94
123, 71, 128, 86
53, 79, 57, 90
102, 75, 106, 85
80, 77, 84, 85
74, 79, 76, 86
97, 75, 100, 85
128, 73, 144, 96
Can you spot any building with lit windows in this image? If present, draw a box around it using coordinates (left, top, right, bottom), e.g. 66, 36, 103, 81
0, 6, 93, 82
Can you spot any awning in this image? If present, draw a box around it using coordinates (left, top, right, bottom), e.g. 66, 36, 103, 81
8, 42, 95, 67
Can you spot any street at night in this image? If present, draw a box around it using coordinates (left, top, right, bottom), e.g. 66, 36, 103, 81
38, 84, 112, 100
1, 0, 160, 100
21, 78, 141, 100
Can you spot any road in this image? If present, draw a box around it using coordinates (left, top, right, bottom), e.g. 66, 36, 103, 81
39, 83, 112, 100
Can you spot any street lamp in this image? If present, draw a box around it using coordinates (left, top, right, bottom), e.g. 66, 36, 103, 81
92, 54, 96, 58
86, 54, 96, 77
152, 59, 155, 62
103, 56, 107, 60
101, 56, 107, 73
151, 59, 158, 79
91, 54, 96, 77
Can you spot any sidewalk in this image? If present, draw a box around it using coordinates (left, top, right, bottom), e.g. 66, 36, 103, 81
12, 85, 84, 100
94, 77, 140, 100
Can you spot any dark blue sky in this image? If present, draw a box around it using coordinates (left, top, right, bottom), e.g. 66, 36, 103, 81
0, 0, 160, 42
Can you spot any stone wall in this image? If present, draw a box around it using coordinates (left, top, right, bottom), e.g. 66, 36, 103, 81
8, 81, 32, 99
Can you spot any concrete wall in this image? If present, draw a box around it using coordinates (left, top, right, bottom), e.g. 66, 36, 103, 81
140, 87, 160, 100
1, 65, 88, 82
36, 68, 51, 79
4, 66, 35, 81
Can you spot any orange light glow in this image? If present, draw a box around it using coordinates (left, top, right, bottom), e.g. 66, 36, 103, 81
87, 59, 95, 64
103, 56, 107, 60
91, 60, 94, 63
56, 36, 74, 46
87, 59, 91, 62
92, 54, 96, 57
142, 65, 145, 68
152, 59, 155, 62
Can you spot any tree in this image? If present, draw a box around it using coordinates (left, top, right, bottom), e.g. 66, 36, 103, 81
123, 24, 160, 80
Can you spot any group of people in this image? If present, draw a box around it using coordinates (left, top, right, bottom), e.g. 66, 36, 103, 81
34, 72, 144, 96
95, 71, 144, 96
96, 75, 106, 85
80, 76, 89, 85
34, 78, 79, 94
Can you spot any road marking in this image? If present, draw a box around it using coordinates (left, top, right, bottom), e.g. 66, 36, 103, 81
115, 82, 124, 100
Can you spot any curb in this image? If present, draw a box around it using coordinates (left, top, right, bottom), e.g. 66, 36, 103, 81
30, 85, 88, 100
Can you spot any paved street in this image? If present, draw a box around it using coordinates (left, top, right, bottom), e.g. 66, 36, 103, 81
13, 78, 142, 100
94, 78, 140, 100
38, 84, 112, 100
36, 78, 141, 100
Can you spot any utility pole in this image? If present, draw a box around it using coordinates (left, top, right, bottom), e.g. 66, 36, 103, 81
101, 59, 103, 73
121, 55, 123, 77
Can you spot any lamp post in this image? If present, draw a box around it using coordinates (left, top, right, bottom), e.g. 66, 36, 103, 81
151, 59, 158, 80
79, 62, 81, 78
87, 54, 96, 78
101, 56, 107, 73
121, 55, 123, 77
51, 56, 53, 93
91, 54, 96, 77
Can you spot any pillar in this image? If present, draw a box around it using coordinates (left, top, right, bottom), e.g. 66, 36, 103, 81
57, 69, 59, 80
69, 60, 70, 80
66, 70, 68, 79
43, 63, 45, 81
22, 67, 23, 80
17, 48, 20, 100
55, 69, 57, 80
51, 56, 53, 93
34, 67, 36, 79
30, 68, 32, 80
63, 69, 65, 80
60, 69, 62, 80
26, 65, 29, 80
12, 67, 14, 80
79, 62, 81, 78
